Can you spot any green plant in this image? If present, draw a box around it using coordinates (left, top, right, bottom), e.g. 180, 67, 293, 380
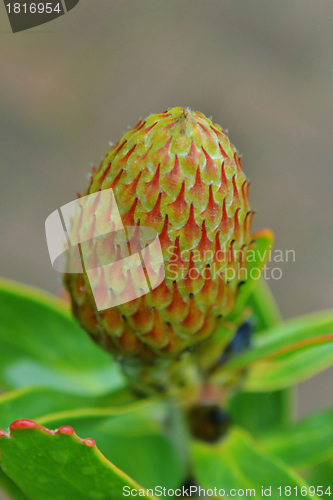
1, 108, 333, 500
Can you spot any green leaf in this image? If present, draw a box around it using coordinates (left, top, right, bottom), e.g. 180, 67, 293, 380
0, 386, 135, 431
0, 468, 29, 500
192, 428, 319, 500
0, 278, 124, 396
259, 406, 333, 468
0, 386, 185, 491
229, 280, 292, 435
222, 310, 333, 391
247, 278, 281, 333
227, 230, 274, 322
0, 421, 156, 500
222, 232, 292, 429
304, 460, 333, 491
228, 390, 292, 436
36, 403, 186, 491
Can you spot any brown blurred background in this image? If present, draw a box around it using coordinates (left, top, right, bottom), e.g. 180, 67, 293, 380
1, 0, 333, 430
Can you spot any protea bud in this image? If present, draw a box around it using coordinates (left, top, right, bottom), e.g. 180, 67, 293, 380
64, 107, 253, 364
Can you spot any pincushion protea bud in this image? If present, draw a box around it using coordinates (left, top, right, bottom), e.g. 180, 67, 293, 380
64, 107, 253, 362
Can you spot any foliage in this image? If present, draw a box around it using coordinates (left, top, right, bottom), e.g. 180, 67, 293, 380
1, 275, 333, 500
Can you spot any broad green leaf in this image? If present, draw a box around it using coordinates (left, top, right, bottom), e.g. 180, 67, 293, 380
0, 468, 29, 500
304, 460, 333, 491
229, 280, 292, 435
192, 428, 319, 500
244, 343, 333, 391
36, 403, 186, 491
259, 406, 333, 468
0, 278, 124, 395
222, 310, 333, 391
0, 386, 136, 431
228, 390, 292, 436
0, 386, 185, 491
225, 310, 333, 369
247, 278, 281, 333
227, 230, 274, 322
222, 232, 292, 431
0, 422, 156, 500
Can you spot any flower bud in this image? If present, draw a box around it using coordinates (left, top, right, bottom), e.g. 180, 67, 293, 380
64, 107, 254, 361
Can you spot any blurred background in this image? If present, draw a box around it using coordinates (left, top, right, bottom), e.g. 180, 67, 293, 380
1, 0, 332, 420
